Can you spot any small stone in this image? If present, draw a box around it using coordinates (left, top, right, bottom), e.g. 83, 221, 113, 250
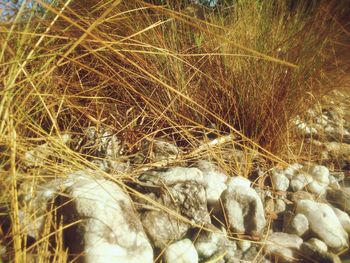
304, 165, 330, 185
226, 176, 251, 189
283, 163, 303, 179
197, 160, 227, 208
306, 238, 328, 252
332, 207, 350, 233
306, 181, 327, 195
141, 209, 189, 249
148, 140, 180, 162
329, 176, 341, 189
265, 232, 303, 262
164, 239, 198, 263
237, 240, 251, 253
139, 167, 204, 186
296, 199, 348, 251
301, 241, 341, 263
271, 172, 290, 191
287, 213, 309, 237
289, 191, 314, 203
327, 188, 350, 215
194, 226, 236, 261
222, 181, 266, 236
194, 228, 223, 259
290, 173, 313, 192
274, 199, 286, 214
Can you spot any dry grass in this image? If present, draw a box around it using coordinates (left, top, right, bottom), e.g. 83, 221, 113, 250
0, 0, 349, 261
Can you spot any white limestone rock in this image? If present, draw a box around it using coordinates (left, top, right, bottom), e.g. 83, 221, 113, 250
271, 170, 290, 191
237, 240, 251, 253
287, 213, 309, 237
296, 199, 348, 251
265, 232, 303, 262
306, 238, 328, 252
222, 177, 266, 236
194, 226, 236, 260
197, 160, 227, 208
164, 239, 198, 263
59, 174, 153, 263
333, 207, 350, 233
140, 167, 204, 185
290, 173, 313, 192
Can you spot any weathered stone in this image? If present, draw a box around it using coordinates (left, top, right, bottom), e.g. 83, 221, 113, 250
286, 213, 309, 237
197, 160, 227, 209
290, 173, 313, 192
139, 167, 204, 185
306, 238, 328, 252
59, 173, 153, 263
141, 208, 189, 249
138, 167, 210, 248
271, 171, 290, 191
194, 225, 236, 260
306, 181, 328, 196
289, 191, 314, 203
296, 199, 348, 251
327, 188, 350, 215
301, 240, 341, 263
333, 207, 350, 233
164, 239, 198, 263
222, 178, 266, 236
264, 232, 303, 262
237, 240, 251, 253
274, 199, 286, 214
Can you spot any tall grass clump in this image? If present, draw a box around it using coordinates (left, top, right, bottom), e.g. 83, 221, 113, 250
0, 0, 349, 261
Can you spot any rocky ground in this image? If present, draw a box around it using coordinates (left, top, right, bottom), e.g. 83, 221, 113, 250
1, 88, 350, 263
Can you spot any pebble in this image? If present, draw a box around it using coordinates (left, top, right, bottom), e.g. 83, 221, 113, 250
164, 239, 198, 263
296, 199, 348, 251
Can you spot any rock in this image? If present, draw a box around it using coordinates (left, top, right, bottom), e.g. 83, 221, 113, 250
264, 232, 303, 262
241, 244, 265, 262
274, 199, 286, 214
290, 173, 313, 192
286, 213, 309, 237
164, 239, 198, 263
306, 238, 328, 252
289, 191, 314, 203
294, 117, 318, 136
296, 199, 348, 251
141, 208, 189, 249
139, 167, 204, 185
283, 163, 303, 179
172, 182, 211, 224
306, 181, 327, 196
58, 172, 153, 263
139, 167, 210, 224
226, 176, 251, 188
197, 160, 227, 208
329, 175, 341, 189
333, 207, 350, 233
324, 142, 350, 156
301, 240, 341, 263
147, 140, 181, 162
271, 171, 290, 191
138, 167, 210, 248
194, 226, 236, 260
23, 134, 71, 167
304, 165, 330, 184
140, 180, 209, 248
222, 177, 266, 236
327, 188, 350, 215
237, 240, 251, 253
